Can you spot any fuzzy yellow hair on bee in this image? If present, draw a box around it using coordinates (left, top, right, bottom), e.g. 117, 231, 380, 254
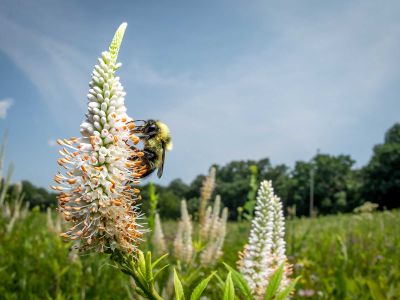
156, 121, 173, 151
131, 119, 173, 178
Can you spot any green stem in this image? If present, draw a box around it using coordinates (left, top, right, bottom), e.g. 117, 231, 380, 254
110, 249, 164, 300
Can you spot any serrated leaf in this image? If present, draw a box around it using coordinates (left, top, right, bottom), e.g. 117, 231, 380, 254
275, 276, 300, 300
223, 272, 235, 300
264, 264, 284, 300
174, 269, 185, 300
190, 272, 215, 300
223, 263, 252, 299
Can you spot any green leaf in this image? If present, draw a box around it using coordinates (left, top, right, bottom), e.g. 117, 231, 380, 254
145, 251, 153, 281
152, 253, 169, 269
154, 264, 169, 280
132, 268, 148, 290
223, 272, 235, 300
264, 264, 284, 300
223, 263, 253, 299
185, 268, 201, 286
275, 276, 300, 300
174, 269, 185, 300
190, 272, 215, 300
137, 251, 146, 276
214, 273, 225, 286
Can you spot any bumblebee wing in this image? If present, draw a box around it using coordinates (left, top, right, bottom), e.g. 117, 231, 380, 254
157, 142, 166, 178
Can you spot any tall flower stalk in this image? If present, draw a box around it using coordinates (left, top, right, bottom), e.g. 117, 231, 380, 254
200, 205, 228, 266
152, 212, 167, 256
238, 180, 292, 299
199, 167, 216, 226
52, 23, 145, 254
173, 200, 193, 264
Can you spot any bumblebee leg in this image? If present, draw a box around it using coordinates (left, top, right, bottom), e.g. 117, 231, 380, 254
138, 150, 157, 178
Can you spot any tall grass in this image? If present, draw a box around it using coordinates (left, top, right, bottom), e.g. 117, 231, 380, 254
165, 211, 400, 299
0, 206, 399, 298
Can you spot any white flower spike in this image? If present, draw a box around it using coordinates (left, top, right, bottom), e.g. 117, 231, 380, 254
52, 23, 146, 254
238, 180, 292, 299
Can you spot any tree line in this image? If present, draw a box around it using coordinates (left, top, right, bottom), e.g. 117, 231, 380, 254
5, 123, 400, 219
140, 123, 400, 219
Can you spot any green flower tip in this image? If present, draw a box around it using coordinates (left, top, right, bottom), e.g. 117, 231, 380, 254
109, 22, 128, 64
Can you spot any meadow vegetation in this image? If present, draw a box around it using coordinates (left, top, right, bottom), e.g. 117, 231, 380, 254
0, 208, 398, 299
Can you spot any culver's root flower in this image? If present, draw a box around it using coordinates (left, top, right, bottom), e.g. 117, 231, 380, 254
199, 167, 216, 225
152, 212, 167, 255
199, 195, 229, 266
52, 23, 146, 254
173, 200, 193, 264
200, 205, 228, 266
238, 180, 292, 299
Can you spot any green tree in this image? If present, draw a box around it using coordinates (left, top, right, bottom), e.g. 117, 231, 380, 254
362, 123, 400, 209
288, 154, 357, 215
168, 179, 190, 200
20, 181, 57, 210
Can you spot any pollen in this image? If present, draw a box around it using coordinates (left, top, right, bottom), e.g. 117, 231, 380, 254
51, 186, 63, 191
130, 134, 140, 144
111, 199, 122, 206
67, 178, 77, 184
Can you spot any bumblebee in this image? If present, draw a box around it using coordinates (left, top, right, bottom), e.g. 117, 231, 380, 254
131, 119, 173, 178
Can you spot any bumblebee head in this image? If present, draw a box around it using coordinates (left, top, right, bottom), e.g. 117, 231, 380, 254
155, 121, 173, 151
135, 119, 173, 150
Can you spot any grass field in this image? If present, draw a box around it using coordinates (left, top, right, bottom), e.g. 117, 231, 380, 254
0, 209, 399, 299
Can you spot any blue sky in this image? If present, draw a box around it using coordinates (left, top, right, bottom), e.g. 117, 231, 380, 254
1, 0, 400, 188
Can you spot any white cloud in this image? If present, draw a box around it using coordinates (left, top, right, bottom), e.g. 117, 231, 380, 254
0, 98, 13, 119
0, 15, 89, 127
